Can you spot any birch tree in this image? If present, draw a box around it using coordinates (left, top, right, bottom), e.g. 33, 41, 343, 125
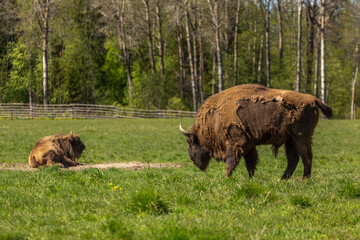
198, 5, 205, 103
184, 0, 198, 111
34, 0, 53, 106
306, 0, 318, 94
252, 0, 258, 77
155, 0, 164, 76
260, 0, 271, 87
208, 0, 224, 92
276, 0, 283, 68
176, 0, 186, 97
98, 0, 134, 103
142, 0, 156, 75
295, 0, 303, 92
319, 0, 326, 103
351, 44, 360, 119
233, 0, 241, 86
318, 0, 343, 103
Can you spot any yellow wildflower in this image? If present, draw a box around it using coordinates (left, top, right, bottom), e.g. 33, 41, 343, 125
354, 183, 358, 186
109, 183, 113, 186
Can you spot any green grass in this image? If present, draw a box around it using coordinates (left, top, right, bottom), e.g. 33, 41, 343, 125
1, 119, 360, 239
0, 119, 193, 164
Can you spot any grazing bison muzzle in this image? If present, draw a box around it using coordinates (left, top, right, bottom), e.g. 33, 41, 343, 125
28, 132, 86, 168
180, 84, 332, 179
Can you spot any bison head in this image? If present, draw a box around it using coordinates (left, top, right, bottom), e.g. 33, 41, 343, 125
180, 123, 210, 171
69, 131, 86, 158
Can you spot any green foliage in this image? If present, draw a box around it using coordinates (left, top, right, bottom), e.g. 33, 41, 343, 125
54, 0, 105, 104
1, 0, 360, 114
99, 42, 128, 105
166, 96, 189, 111
4, 42, 42, 103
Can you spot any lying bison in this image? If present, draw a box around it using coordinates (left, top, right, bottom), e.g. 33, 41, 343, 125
29, 132, 86, 168
180, 84, 332, 179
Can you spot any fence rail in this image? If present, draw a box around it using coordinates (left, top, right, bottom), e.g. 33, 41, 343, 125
0, 103, 196, 120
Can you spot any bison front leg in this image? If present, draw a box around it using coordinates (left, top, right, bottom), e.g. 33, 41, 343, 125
244, 147, 258, 178
60, 156, 79, 167
225, 145, 242, 178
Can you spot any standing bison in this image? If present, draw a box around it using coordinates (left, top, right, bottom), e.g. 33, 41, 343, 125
29, 132, 86, 168
180, 84, 332, 179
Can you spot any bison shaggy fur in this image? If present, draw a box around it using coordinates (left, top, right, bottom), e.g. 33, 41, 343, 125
29, 132, 86, 168
180, 84, 332, 179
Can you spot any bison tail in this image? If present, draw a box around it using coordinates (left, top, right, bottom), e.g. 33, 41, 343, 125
315, 99, 333, 119
28, 155, 39, 168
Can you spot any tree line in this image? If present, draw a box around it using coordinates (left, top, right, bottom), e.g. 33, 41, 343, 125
0, 0, 359, 118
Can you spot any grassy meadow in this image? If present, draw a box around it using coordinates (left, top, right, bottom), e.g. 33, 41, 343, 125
0, 119, 360, 239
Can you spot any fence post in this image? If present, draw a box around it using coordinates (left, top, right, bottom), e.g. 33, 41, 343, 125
71, 104, 74, 119
29, 104, 33, 119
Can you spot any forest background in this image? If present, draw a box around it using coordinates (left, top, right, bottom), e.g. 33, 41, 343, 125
0, 0, 359, 119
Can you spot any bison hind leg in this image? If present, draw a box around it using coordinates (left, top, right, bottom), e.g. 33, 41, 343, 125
244, 147, 258, 178
281, 139, 300, 179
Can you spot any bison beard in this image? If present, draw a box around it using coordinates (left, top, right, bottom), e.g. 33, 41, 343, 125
28, 132, 86, 168
180, 84, 332, 180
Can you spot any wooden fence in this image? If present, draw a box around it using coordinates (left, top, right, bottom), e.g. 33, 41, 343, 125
0, 103, 196, 120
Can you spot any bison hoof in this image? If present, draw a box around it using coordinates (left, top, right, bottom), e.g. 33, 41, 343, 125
225, 171, 233, 178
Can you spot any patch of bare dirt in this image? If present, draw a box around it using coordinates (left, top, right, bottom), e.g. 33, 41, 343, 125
0, 162, 184, 171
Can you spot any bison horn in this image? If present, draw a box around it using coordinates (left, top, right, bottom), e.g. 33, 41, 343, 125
179, 123, 191, 137
70, 131, 73, 137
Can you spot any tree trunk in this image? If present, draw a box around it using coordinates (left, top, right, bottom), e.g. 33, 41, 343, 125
184, 0, 198, 111
199, 6, 204, 103
277, 0, 283, 67
233, 0, 241, 86
117, 1, 133, 103
351, 44, 360, 119
252, 0, 258, 77
314, 25, 320, 97
155, 0, 164, 76
258, 33, 264, 83
142, 0, 156, 75
36, 0, 50, 106
320, 0, 326, 103
306, 1, 316, 94
192, 0, 199, 99
295, 0, 302, 92
262, 0, 271, 87
42, 15, 49, 106
224, 0, 230, 54
176, 0, 186, 97
212, 47, 217, 95
208, 0, 224, 92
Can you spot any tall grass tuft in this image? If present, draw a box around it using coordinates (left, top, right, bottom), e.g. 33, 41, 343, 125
233, 181, 266, 200
339, 179, 360, 198
128, 188, 169, 215
290, 195, 312, 208
102, 220, 133, 240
